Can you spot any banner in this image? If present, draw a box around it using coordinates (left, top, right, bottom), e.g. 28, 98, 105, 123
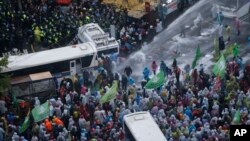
145, 71, 165, 89
19, 110, 30, 133
192, 45, 202, 69
212, 55, 226, 78
100, 81, 118, 104
32, 101, 50, 122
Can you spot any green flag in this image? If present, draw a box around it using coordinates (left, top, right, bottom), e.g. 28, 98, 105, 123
19, 110, 30, 133
32, 101, 50, 122
232, 43, 239, 57
100, 81, 118, 104
232, 109, 240, 125
12, 91, 18, 108
212, 54, 226, 78
192, 45, 202, 69
145, 71, 165, 89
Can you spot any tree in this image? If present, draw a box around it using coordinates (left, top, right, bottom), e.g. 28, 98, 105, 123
0, 57, 10, 96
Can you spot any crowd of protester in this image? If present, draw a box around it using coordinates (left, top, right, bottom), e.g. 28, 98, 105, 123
1, 48, 250, 140
1, 0, 250, 141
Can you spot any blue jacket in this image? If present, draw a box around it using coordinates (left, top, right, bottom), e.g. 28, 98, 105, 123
189, 124, 196, 133
110, 53, 118, 62
128, 77, 135, 85
184, 108, 193, 120
143, 68, 150, 78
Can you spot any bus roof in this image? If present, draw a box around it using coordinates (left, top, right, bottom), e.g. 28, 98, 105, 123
1, 42, 97, 73
78, 23, 105, 40
124, 111, 167, 141
77, 23, 119, 50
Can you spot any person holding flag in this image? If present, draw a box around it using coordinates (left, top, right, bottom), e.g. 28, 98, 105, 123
100, 81, 118, 104
160, 60, 168, 76
144, 71, 165, 90
232, 43, 240, 58
212, 54, 226, 78
192, 45, 202, 69
19, 109, 30, 134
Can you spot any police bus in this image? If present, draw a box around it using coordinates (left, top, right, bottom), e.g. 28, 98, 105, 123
123, 111, 167, 141
1, 42, 99, 78
77, 23, 120, 56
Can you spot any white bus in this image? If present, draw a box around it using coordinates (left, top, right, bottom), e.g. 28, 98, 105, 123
77, 23, 120, 56
1, 42, 98, 77
123, 111, 167, 141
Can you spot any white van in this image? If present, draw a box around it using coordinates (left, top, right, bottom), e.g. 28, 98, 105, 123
123, 111, 167, 141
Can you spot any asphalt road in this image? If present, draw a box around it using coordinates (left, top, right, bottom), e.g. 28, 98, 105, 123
116, 0, 250, 82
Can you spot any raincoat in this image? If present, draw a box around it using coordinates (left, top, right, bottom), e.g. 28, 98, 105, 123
53, 117, 64, 126
151, 61, 158, 75
143, 67, 150, 80
34, 27, 41, 43
216, 12, 224, 25
44, 119, 52, 132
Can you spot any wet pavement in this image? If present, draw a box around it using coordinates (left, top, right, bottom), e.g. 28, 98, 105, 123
116, 0, 250, 82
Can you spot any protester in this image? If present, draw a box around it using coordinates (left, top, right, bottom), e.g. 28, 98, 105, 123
151, 61, 158, 75
216, 11, 224, 25
124, 65, 133, 77
225, 25, 231, 42
234, 16, 241, 36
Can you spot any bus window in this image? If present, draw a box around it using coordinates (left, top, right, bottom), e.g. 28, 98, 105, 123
19, 64, 53, 75
81, 55, 94, 68
97, 48, 118, 57
76, 58, 81, 65
70, 61, 75, 68
70, 60, 76, 75
53, 60, 70, 73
